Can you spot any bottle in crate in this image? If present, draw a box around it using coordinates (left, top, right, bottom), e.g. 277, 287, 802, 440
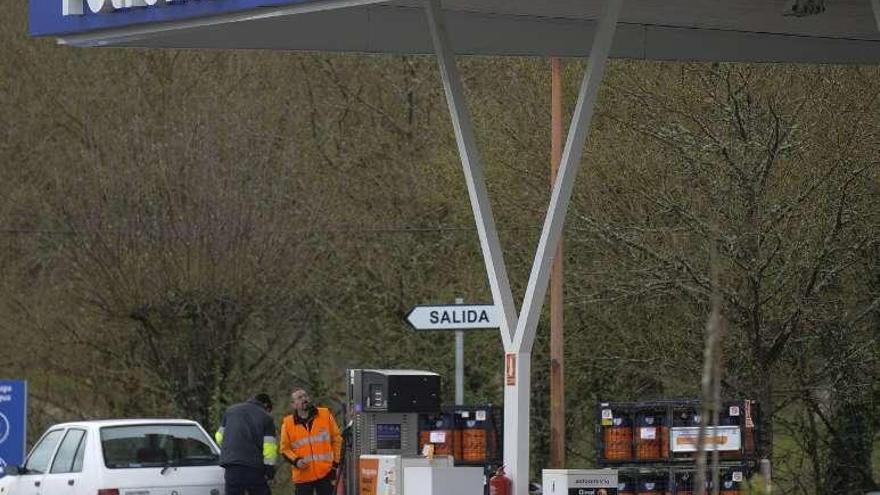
717, 402, 745, 460
715, 467, 746, 495
635, 407, 669, 461
418, 412, 459, 460
455, 407, 499, 464
638, 472, 670, 495
673, 470, 696, 495
675, 467, 743, 495
599, 403, 633, 462
461, 422, 485, 462
670, 405, 701, 460
617, 474, 636, 495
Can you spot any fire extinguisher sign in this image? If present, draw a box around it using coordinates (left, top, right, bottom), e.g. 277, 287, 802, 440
505, 353, 516, 386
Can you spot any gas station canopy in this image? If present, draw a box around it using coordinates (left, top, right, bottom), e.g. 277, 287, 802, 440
32, 0, 880, 63
28, 1, 880, 494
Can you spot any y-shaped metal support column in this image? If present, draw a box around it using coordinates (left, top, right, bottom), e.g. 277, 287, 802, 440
425, 0, 622, 492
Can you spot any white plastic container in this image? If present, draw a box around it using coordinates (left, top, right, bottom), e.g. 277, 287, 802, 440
359, 454, 454, 495
542, 469, 618, 495
403, 465, 484, 495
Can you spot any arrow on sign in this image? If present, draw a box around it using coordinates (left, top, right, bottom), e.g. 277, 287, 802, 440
405, 304, 499, 330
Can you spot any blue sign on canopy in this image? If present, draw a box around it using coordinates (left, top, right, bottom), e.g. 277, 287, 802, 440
0, 380, 27, 475
29, 0, 315, 37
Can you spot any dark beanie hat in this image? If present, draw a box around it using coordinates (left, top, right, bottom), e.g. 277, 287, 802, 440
254, 393, 273, 411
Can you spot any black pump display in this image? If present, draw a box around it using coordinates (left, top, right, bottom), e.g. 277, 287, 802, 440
350, 369, 441, 413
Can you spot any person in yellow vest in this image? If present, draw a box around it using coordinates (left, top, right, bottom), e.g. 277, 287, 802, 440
215, 393, 278, 495
280, 388, 342, 495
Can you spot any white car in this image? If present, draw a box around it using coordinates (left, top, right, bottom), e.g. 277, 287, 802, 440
0, 418, 224, 495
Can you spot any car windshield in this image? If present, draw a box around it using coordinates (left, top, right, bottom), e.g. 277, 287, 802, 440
100, 423, 219, 469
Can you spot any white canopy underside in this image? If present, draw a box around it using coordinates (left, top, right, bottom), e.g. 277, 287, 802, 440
62, 0, 880, 64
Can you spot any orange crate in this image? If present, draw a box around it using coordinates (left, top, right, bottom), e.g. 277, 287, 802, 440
635, 409, 668, 461
418, 429, 460, 459
461, 428, 487, 462
603, 425, 633, 461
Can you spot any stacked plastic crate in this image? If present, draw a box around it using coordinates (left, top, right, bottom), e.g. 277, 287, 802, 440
597, 400, 758, 494
418, 405, 502, 470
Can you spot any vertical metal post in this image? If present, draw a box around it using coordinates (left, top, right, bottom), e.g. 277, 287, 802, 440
455, 297, 465, 405
455, 331, 464, 404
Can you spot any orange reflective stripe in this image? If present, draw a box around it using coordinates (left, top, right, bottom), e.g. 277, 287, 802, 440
290, 431, 330, 449
302, 453, 334, 462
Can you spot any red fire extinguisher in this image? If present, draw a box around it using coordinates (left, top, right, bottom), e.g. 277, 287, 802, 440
489, 466, 511, 495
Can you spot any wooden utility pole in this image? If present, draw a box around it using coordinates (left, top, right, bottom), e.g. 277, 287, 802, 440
549, 56, 566, 468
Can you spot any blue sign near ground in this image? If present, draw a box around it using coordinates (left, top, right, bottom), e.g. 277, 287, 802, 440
0, 380, 27, 476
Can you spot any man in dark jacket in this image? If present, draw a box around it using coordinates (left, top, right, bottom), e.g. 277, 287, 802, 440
215, 393, 278, 495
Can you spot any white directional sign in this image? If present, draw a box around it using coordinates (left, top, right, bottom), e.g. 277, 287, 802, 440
405, 304, 499, 330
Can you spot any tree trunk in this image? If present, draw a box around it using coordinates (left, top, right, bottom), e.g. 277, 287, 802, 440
756, 368, 774, 461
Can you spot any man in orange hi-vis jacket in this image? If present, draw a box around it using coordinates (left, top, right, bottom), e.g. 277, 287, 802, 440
280, 388, 343, 495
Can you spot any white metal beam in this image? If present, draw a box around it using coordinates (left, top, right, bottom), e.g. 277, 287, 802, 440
503, 351, 531, 494
424, 0, 518, 349
513, 0, 623, 354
